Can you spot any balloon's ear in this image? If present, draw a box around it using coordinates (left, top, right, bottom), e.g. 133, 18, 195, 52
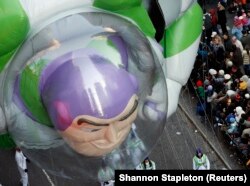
141, 100, 165, 122
53, 101, 72, 130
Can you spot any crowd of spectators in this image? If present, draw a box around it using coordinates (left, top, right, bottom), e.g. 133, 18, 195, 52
191, 0, 250, 168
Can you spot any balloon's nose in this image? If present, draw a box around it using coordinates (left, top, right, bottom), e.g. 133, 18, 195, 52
105, 124, 117, 143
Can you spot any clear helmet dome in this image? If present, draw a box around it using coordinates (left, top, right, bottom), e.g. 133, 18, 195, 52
2, 9, 167, 181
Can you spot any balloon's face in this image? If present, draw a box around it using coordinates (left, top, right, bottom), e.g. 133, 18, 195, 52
3, 9, 168, 180
60, 95, 138, 156
37, 46, 139, 157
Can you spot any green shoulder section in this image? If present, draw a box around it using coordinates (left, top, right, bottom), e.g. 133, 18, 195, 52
19, 59, 53, 127
0, 0, 30, 72
93, 0, 142, 11
93, 0, 155, 38
162, 3, 203, 58
0, 133, 16, 149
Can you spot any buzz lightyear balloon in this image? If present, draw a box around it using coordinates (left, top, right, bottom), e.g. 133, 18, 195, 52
0, 0, 203, 182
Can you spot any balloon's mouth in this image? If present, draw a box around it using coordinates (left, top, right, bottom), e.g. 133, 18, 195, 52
89, 124, 131, 149
60, 122, 132, 156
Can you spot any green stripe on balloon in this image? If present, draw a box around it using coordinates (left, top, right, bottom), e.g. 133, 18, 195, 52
93, 0, 142, 11
19, 59, 53, 127
162, 3, 203, 58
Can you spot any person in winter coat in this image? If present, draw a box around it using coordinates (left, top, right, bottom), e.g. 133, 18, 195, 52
211, 35, 226, 70
217, 1, 228, 34
193, 148, 210, 170
231, 16, 243, 40
240, 31, 250, 49
242, 45, 250, 75
209, 8, 219, 33
136, 157, 156, 170
203, 8, 213, 45
231, 44, 245, 75
223, 32, 233, 52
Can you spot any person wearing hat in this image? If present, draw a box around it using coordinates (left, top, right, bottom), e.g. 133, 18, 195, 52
223, 32, 233, 52
233, 93, 245, 108
196, 80, 205, 101
226, 115, 239, 135
225, 59, 234, 74
239, 113, 250, 139
193, 148, 210, 170
242, 45, 250, 76
136, 157, 156, 170
231, 65, 239, 75
245, 98, 250, 112
228, 0, 240, 14
231, 44, 245, 75
220, 97, 235, 118
240, 31, 250, 48
239, 112, 250, 126
219, 69, 225, 76
240, 75, 249, 82
240, 75, 250, 92
209, 8, 219, 33
203, 8, 213, 45
231, 36, 244, 53
204, 79, 210, 87
245, 93, 250, 99
232, 16, 243, 40
213, 69, 225, 92
211, 31, 218, 38
224, 74, 233, 90
206, 85, 218, 116
242, 45, 250, 75
226, 60, 233, 68
238, 78, 248, 91
211, 35, 226, 69
209, 68, 217, 76
241, 126, 250, 139
206, 85, 215, 101
242, 96, 250, 115
241, 12, 249, 29
208, 69, 217, 81
217, 1, 228, 34
235, 106, 245, 123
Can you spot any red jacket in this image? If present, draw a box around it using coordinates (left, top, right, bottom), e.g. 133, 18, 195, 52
209, 8, 218, 26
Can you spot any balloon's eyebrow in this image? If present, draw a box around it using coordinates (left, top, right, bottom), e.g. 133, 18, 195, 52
77, 118, 109, 126
119, 99, 138, 121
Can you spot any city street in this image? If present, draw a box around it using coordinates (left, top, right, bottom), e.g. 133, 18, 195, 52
0, 88, 243, 186
0, 1, 245, 185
